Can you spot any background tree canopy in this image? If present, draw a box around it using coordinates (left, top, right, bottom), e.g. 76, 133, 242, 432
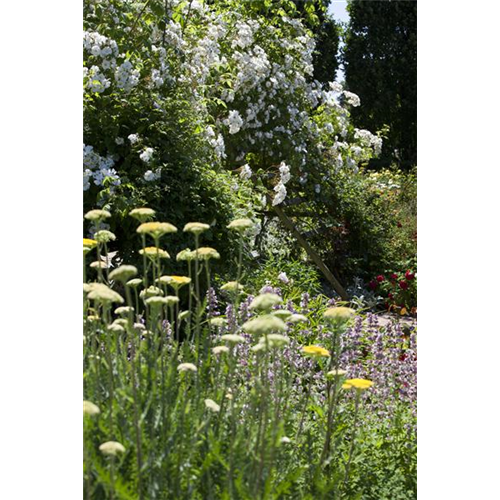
343, 0, 417, 170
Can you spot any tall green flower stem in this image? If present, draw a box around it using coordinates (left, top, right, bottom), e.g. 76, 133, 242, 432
341, 390, 362, 494
95, 243, 105, 283
83, 421, 93, 500
255, 338, 271, 495
102, 303, 115, 436
193, 236, 202, 361
187, 259, 193, 338
320, 326, 343, 465
124, 287, 144, 500
140, 234, 148, 288
107, 455, 117, 500
234, 236, 244, 319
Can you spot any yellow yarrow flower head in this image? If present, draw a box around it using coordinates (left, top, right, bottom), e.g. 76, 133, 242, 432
209, 317, 227, 328
126, 278, 143, 288
342, 378, 374, 390
84, 209, 111, 222
195, 247, 220, 260
256, 334, 290, 349
94, 230, 116, 244
204, 399, 221, 413
136, 221, 177, 238
227, 218, 254, 232
176, 248, 195, 262
221, 281, 244, 293
177, 362, 197, 373
289, 314, 309, 324
249, 293, 283, 312
83, 238, 97, 249
139, 286, 164, 300
145, 296, 179, 309
220, 334, 245, 344
327, 369, 347, 379
129, 207, 156, 222
86, 283, 124, 304
242, 315, 286, 335
302, 345, 331, 358
115, 306, 133, 316
323, 307, 356, 323
109, 265, 137, 282
212, 345, 230, 355
99, 441, 125, 456
83, 400, 100, 416
157, 275, 191, 289
271, 309, 293, 320
90, 260, 107, 269
183, 222, 210, 235
139, 247, 170, 259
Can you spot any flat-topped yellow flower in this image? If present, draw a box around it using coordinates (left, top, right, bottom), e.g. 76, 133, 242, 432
109, 265, 137, 282
83, 238, 97, 249
83, 400, 100, 416
94, 230, 116, 243
342, 378, 374, 390
195, 247, 220, 260
157, 275, 191, 289
242, 315, 286, 335
183, 222, 210, 234
139, 247, 170, 259
221, 281, 244, 293
99, 441, 125, 456
84, 209, 111, 221
302, 345, 330, 358
86, 283, 124, 304
324, 307, 356, 323
227, 218, 254, 232
176, 248, 195, 261
249, 293, 283, 312
137, 221, 177, 238
129, 207, 155, 222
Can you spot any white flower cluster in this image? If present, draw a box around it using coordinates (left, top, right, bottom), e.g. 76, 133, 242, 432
225, 110, 243, 134
144, 168, 161, 182
83, 144, 120, 191
83, 31, 119, 70
84, 66, 111, 93
343, 91, 361, 107
128, 133, 139, 144
272, 161, 291, 206
240, 164, 252, 180
204, 126, 226, 159
354, 129, 383, 156
115, 60, 140, 92
231, 20, 258, 49
163, 21, 185, 50
139, 147, 154, 164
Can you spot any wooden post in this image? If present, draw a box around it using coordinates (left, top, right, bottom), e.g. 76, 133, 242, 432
271, 203, 348, 301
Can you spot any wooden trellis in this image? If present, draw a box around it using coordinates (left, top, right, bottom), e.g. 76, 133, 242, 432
266, 194, 348, 300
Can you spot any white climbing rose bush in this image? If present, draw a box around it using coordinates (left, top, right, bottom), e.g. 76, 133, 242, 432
83, 0, 381, 217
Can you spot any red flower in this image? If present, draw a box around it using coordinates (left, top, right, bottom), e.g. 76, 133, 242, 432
376, 274, 385, 283
388, 292, 394, 299
368, 280, 377, 290
391, 273, 398, 280
399, 280, 409, 290
405, 270, 415, 280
